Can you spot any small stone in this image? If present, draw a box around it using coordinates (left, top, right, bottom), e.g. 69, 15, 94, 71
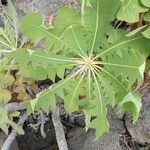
67, 127, 122, 150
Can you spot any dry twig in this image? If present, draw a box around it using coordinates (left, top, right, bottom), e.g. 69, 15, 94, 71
52, 106, 68, 150
4, 102, 26, 112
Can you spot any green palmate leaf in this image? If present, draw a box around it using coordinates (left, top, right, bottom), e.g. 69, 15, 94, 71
18, 0, 149, 139
117, 0, 148, 23
119, 92, 142, 123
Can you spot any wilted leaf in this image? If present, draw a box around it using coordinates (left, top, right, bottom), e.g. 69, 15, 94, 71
0, 88, 11, 103
0, 73, 14, 87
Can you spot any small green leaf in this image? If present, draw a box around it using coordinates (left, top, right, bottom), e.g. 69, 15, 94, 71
20, 12, 44, 42
54, 6, 81, 33
119, 92, 142, 123
8, 0, 149, 140
144, 11, 150, 21
141, 0, 150, 7
117, 0, 148, 23
142, 26, 150, 39
89, 116, 109, 139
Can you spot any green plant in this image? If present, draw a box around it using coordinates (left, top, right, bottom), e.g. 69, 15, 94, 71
0, 0, 24, 134
0, 0, 150, 139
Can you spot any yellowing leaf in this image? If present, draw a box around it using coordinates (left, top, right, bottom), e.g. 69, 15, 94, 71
0, 88, 11, 103
0, 73, 14, 87
0, 106, 24, 135
13, 83, 31, 101
9, 111, 20, 118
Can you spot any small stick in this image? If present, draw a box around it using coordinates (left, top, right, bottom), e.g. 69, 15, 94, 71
39, 110, 47, 138
52, 106, 68, 150
4, 102, 26, 112
2, 112, 28, 150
